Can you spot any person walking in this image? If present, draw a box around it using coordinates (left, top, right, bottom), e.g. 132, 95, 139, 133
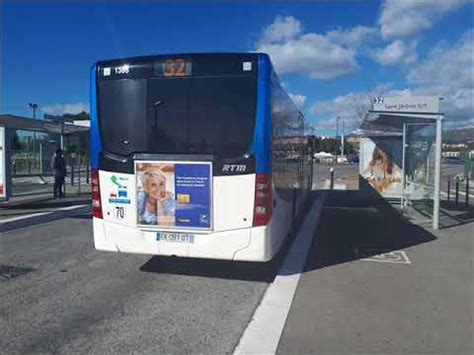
51, 148, 66, 198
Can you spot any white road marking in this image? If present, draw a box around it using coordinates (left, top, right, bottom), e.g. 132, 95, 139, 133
234, 195, 325, 355
1, 204, 89, 223
357, 249, 411, 264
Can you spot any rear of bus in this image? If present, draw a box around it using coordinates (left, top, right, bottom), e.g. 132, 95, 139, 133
91, 53, 279, 261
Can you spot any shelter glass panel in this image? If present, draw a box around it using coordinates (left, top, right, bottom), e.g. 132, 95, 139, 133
404, 123, 436, 211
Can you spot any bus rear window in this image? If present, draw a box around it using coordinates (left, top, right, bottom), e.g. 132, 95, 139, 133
98, 75, 256, 159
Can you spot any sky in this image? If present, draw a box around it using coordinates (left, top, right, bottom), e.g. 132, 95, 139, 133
2, 1, 473, 136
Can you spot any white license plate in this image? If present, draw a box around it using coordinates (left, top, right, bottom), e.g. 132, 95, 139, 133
156, 232, 194, 244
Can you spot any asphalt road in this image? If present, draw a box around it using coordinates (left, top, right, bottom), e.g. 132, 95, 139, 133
0, 208, 282, 354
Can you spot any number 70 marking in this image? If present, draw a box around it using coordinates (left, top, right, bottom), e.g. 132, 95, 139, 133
115, 206, 125, 219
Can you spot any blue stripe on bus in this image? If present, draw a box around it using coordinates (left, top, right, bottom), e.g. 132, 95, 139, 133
252, 54, 272, 174
90, 64, 101, 169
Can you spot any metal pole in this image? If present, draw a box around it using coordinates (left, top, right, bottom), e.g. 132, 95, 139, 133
341, 134, 344, 159
60, 122, 64, 150
466, 178, 469, 207
341, 117, 345, 158
401, 124, 407, 211
71, 157, 74, 186
33, 131, 37, 171
86, 162, 90, 184
330, 167, 334, 190
78, 158, 81, 194
455, 177, 459, 205
447, 178, 450, 202
433, 116, 443, 230
39, 142, 43, 175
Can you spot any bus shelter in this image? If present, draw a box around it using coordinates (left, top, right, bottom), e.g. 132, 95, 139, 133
359, 97, 443, 230
0, 114, 90, 201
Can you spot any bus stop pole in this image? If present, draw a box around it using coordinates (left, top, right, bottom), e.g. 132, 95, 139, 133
433, 115, 443, 230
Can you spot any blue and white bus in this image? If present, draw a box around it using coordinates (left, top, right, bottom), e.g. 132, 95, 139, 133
91, 53, 312, 262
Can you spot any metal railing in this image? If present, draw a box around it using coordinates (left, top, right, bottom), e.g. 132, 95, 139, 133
445, 176, 471, 207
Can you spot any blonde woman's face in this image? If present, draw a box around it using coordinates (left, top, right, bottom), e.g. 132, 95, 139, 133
144, 172, 166, 201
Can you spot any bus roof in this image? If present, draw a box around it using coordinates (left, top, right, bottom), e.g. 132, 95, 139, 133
96, 52, 268, 66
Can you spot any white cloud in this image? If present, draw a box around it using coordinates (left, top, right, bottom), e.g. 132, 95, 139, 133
326, 25, 378, 49
374, 40, 418, 66
311, 85, 413, 131
262, 15, 302, 43
289, 93, 307, 109
407, 30, 473, 126
311, 91, 373, 131
312, 30, 474, 130
42, 102, 89, 116
408, 30, 473, 92
379, 0, 468, 39
256, 16, 370, 80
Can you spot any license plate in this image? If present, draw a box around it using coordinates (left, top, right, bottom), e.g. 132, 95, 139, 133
156, 232, 194, 244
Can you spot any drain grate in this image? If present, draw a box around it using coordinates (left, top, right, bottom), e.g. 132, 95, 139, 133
0, 265, 35, 281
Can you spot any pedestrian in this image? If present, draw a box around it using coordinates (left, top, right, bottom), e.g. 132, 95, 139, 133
51, 148, 66, 198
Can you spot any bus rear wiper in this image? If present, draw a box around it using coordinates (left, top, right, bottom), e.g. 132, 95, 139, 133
153, 100, 164, 108
152, 100, 165, 128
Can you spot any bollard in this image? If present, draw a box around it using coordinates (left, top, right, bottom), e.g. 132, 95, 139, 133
455, 177, 459, 205
447, 178, 450, 202
86, 164, 90, 184
466, 178, 469, 207
329, 167, 334, 190
78, 161, 81, 194
71, 164, 74, 186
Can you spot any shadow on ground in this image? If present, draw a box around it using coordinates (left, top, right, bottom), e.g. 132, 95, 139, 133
140, 192, 320, 282
1, 205, 91, 232
410, 199, 474, 229
304, 189, 437, 272
4, 196, 90, 210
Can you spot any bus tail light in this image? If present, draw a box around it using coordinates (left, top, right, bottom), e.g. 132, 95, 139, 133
253, 174, 273, 226
91, 169, 103, 219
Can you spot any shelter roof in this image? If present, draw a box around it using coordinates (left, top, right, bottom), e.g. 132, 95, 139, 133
0, 115, 89, 134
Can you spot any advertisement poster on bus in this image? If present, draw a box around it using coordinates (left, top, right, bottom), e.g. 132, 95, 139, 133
135, 161, 212, 230
360, 137, 403, 198
0, 127, 6, 200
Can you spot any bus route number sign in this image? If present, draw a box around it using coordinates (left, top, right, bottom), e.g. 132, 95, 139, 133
156, 59, 192, 78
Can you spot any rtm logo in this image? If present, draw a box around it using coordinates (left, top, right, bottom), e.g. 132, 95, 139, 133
222, 164, 246, 173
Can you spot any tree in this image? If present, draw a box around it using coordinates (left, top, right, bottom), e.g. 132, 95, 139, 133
62, 111, 90, 121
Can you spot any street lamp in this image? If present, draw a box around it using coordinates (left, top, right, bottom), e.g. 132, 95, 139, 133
341, 116, 345, 158
28, 103, 38, 119
335, 116, 345, 160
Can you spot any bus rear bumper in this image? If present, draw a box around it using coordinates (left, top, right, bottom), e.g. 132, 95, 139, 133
93, 218, 277, 262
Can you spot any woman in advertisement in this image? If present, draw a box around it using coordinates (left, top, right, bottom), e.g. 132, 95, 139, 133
363, 146, 402, 194
137, 164, 176, 226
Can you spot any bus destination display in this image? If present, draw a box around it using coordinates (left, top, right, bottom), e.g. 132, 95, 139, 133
155, 59, 192, 77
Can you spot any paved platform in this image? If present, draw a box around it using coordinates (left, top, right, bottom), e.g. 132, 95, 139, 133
277, 192, 473, 354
